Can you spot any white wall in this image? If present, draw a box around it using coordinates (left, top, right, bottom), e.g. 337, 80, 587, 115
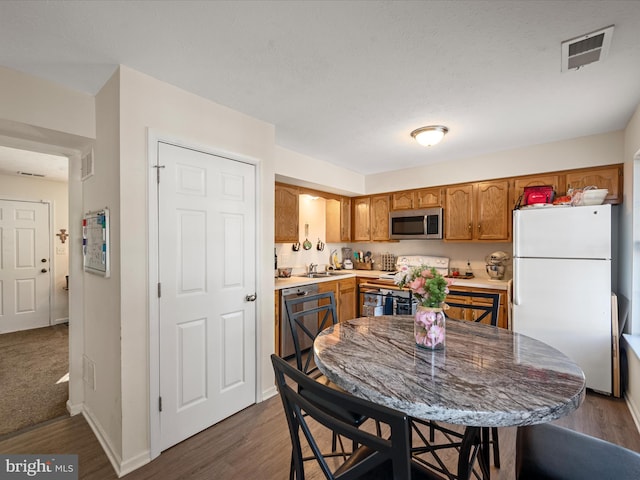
275, 145, 365, 195
84, 69, 123, 466
0, 65, 95, 140
117, 65, 276, 471
0, 174, 69, 322
366, 130, 624, 193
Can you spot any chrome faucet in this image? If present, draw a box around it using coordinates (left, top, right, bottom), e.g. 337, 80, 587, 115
308, 262, 318, 274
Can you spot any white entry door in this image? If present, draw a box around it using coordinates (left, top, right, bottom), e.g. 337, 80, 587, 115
0, 200, 51, 334
157, 142, 257, 451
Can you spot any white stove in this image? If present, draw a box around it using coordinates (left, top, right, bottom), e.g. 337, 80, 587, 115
379, 255, 450, 280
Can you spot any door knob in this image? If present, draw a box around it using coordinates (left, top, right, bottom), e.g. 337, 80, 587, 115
41, 268, 48, 273
245, 293, 257, 302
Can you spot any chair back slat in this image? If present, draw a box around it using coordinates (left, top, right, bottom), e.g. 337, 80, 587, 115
445, 290, 500, 326
271, 354, 413, 479
284, 291, 339, 375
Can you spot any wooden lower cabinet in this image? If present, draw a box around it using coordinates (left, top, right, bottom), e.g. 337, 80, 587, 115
445, 286, 508, 329
318, 277, 357, 323
338, 277, 357, 321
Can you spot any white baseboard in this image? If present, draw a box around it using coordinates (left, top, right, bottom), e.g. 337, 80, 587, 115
626, 391, 640, 434
82, 406, 123, 477
66, 399, 83, 416
54, 317, 69, 325
261, 385, 278, 401
119, 450, 151, 478
81, 405, 151, 478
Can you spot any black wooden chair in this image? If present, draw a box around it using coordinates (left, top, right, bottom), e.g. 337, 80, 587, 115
446, 290, 501, 469
272, 353, 449, 479
284, 291, 374, 474
284, 291, 339, 379
516, 423, 640, 479
445, 290, 500, 327
409, 291, 501, 480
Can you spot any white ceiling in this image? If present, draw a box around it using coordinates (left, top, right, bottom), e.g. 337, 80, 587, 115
0, 145, 68, 182
1, 0, 640, 177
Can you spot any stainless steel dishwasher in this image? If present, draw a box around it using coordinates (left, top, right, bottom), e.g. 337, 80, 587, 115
280, 284, 319, 358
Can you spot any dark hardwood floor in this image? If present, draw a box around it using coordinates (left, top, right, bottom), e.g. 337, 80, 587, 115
0, 391, 638, 479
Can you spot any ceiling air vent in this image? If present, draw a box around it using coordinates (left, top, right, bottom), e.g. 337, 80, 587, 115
561, 25, 614, 72
17, 171, 45, 178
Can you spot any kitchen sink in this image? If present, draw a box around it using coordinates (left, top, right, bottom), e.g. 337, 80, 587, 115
295, 271, 352, 278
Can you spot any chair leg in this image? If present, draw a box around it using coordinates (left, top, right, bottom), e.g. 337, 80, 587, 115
491, 427, 500, 468
289, 450, 295, 480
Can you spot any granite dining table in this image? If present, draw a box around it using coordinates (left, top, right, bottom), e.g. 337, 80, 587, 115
313, 315, 586, 479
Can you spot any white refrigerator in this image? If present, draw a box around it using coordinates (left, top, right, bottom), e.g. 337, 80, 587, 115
513, 204, 612, 394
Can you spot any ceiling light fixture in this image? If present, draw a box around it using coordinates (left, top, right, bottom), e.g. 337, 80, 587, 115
410, 125, 449, 147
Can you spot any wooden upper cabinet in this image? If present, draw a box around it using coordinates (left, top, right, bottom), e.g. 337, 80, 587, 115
340, 197, 352, 241
391, 187, 442, 210
512, 175, 560, 208
275, 183, 299, 243
444, 184, 474, 240
476, 180, 510, 241
391, 191, 414, 210
445, 180, 510, 242
352, 195, 390, 241
415, 188, 443, 208
370, 195, 390, 241
352, 197, 371, 241
326, 196, 352, 243
565, 165, 622, 204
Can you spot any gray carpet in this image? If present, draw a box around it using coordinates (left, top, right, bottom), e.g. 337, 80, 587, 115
0, 324, 69, 437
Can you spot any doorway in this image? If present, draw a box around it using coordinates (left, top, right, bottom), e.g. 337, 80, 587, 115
150, 139, 258, 453
0, 147, 72, 437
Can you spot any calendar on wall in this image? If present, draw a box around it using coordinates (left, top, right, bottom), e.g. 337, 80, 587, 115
83, 208, 110, 277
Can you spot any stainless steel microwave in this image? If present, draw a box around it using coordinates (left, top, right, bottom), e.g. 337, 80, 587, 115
389, 207, 443, 240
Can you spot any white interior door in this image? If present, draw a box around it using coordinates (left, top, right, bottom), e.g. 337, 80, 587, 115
0, 200, 51, 334
157, 142, 256, 451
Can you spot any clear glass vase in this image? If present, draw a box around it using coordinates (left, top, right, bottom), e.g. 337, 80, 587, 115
414, 306, 446, 350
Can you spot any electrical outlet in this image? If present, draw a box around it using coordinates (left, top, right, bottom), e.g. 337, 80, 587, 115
56, 246, 66, 255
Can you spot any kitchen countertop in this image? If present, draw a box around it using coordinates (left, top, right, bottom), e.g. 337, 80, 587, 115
274, 269, 511, 291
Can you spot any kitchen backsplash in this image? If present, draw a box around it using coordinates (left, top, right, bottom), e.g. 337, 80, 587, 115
276, 239, 513, 279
